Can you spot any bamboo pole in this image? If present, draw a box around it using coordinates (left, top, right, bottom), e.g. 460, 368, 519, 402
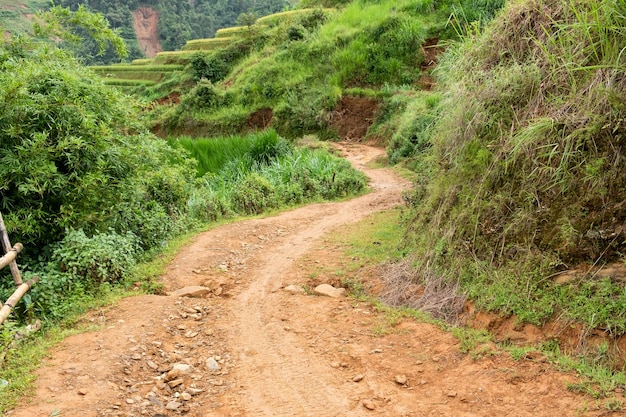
0, 212, 22, 285
0, 277, 39, 325
0, 243, 22, 270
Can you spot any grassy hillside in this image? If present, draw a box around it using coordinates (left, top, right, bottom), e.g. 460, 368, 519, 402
0, 0, 48, 33
394, 0, 626, 370
138, 0, 503, 138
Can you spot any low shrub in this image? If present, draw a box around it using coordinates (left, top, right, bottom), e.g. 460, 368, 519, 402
52, 229, 139, 285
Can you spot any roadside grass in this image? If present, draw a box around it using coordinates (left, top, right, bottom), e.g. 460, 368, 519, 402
307, 206, 626, 404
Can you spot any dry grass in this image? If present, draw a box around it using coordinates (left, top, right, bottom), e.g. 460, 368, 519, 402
379, 260, 466, 324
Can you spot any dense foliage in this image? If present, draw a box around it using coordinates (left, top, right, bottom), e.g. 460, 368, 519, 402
145, 0, 505, 139
0, 13, 366, 323
397, 0, 626, 334
57, 0, 291, 63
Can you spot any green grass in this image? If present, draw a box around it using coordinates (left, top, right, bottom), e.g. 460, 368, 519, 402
153, 51, 197, 65
255, 8, 336, 26
181, 38, 234, 51
90, 65, 184, 72
168, 134, 256, 175
101, 78, 156, 86
130, 58, 155, 65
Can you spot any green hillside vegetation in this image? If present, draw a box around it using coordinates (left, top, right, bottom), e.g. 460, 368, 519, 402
3, 0, 626, 405
54, 0, 293, 64
0, 0, 48, 33
141, 0, 503, 139
0, 7, 367, 328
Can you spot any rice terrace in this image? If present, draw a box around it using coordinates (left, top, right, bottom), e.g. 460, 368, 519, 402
1, 0, 626, 415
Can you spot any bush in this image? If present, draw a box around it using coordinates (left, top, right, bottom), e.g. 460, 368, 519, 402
231, 173, 278, 214
52, 229, 139, 285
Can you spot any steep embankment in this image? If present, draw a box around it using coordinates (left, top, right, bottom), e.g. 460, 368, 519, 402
398, 0, 626, 366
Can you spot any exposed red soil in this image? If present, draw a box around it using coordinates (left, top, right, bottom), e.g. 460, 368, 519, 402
330, 97, 379, 141
418, 37, 445, 91
247, 108, 273, 131
132, 7, 162, 58
6, 143, 616, 417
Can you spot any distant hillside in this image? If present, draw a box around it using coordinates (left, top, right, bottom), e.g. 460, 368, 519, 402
0, 0, 49, 34
57, 0, 292, 64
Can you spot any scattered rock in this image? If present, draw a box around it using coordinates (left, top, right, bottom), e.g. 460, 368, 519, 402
447, 391, 458, 398
166, 401, 182, 410
284, 285, 305, 295
314, 284, 346, 298
352, 374, 364, 382
206, 357, 221, 371
146, 360, 159, 370
170, 286, 212, 298
394, 374, 408, 385
125, 398, 135, 404
181, 392, 192, 401
362, 399, 376, 410
185, 387, 203, 396
130, 353, 142, 360
77, 388, 87, 396
167, 378, 184, 388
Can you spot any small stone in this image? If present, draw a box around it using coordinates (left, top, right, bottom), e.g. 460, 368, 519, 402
146, 360, 158, 370
206, 357, 221, 371
314, 284, 346, 298
125, 398, 135, 404
352, 374, 364, 382
447, 391, 457, 398
181, 392, 192, 401
284, 285, 305, 295
167, 379, 184, 388
170, 286, 212, 298
77, 388, 88, 396
394, 374, 408, 385
171, 363, 194, 374
362, 399, 376, 410
330, 362, 340, 368
370, 348, 383, 354
166, 401, 182, 410
131, 353, 142, 360
185, 387, 203, 396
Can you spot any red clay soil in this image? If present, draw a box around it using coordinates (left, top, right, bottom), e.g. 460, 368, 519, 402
330, 97, 379, 141
132, 7, 162, 58
417, 37, 445, 91
6, 143, 615, 417
247, 108, 273, 131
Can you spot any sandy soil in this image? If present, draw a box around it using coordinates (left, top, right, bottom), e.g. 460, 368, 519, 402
6, 143, 610, 417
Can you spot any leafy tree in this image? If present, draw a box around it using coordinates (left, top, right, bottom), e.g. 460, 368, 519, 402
0, 11, 194, 251
35, 5, 128, 59
237, 11, 259, 28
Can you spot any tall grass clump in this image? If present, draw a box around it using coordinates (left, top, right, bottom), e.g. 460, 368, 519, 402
175, 129, 367, 220
403, 0, 626, 339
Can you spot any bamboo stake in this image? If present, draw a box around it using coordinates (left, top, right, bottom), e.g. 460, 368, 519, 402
0, 243, 22, 270
0, 212, 22, 285
0, 277, 39, 325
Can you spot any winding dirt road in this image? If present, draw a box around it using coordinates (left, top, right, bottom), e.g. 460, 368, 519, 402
8, 143, 607, 416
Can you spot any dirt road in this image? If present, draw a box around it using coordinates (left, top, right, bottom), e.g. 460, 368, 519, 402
8, 143, 605, 416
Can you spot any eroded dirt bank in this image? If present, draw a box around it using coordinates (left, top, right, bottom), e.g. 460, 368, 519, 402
8, 143, 607, 417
